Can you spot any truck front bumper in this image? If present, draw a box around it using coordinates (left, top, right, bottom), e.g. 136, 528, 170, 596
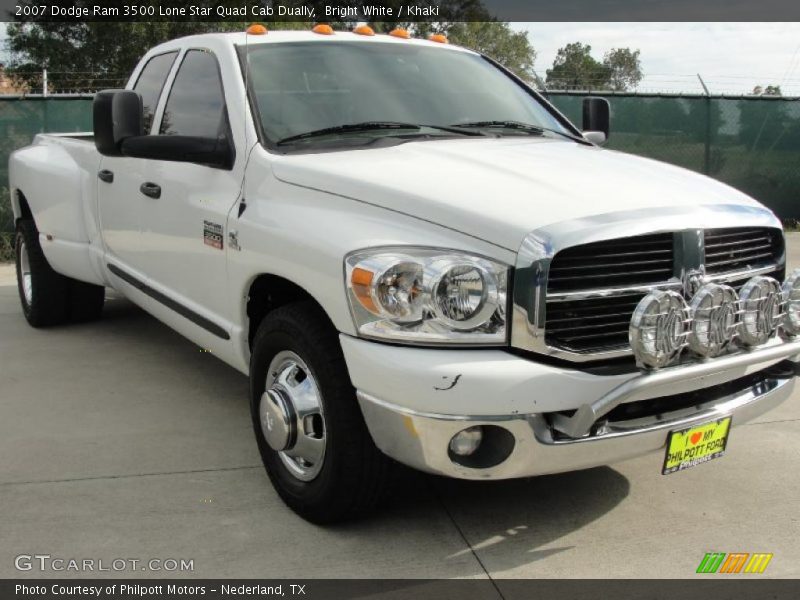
340, 335, 799, 480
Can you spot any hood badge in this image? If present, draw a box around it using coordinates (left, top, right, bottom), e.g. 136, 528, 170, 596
683, 268, 707, 297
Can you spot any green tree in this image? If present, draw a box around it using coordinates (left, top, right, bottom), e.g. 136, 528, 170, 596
545, 42, 610, 90
603, 48, 642, 91
5, 19, 316, 91
6, 22, 243, 91
437, 22, 536, 81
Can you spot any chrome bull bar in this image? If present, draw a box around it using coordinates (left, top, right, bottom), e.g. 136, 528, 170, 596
550, 338, 800, 438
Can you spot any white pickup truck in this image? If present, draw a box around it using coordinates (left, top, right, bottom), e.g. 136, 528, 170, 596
10, 28, 800, 523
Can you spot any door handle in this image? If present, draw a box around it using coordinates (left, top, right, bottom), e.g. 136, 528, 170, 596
97, 169, 114, 183
139, 182, 161, 199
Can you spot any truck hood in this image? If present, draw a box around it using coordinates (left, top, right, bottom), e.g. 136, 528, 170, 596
271, 137, 764, 251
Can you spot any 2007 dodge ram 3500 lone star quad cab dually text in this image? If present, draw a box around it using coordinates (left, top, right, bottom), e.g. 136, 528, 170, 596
10, 29, 800, 523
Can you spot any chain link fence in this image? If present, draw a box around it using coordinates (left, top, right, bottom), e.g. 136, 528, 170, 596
0, 92, 798, 261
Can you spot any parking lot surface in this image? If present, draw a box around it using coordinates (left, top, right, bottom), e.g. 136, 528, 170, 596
1, 235, 799, 581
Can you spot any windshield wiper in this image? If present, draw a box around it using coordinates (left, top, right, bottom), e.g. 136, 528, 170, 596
451, 120, 545, 134
450, 120, 588, 143
276, 121, 486, 145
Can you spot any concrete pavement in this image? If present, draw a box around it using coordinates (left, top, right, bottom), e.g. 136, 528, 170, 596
1, 235, 799, 580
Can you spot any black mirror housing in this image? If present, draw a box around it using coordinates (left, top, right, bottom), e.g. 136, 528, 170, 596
582, 97, 610, 142
120, 135, 234, 170
94, 89, 143, 156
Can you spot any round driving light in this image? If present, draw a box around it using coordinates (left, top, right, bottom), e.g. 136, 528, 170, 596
449, 426, 483, 457
629, 289, 690, 369
782, 269, 800, 337
688, 283, 739, 357
428, 261, 498, 330
373, 260, 424, 322
738, 276, 782, 346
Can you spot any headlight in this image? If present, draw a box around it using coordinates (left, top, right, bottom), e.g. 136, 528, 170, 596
738, 276, 782, 346
346, 248, 508, 344
782, 268, 800, 336
629, 289, 690, 368
688, 283, 739, 357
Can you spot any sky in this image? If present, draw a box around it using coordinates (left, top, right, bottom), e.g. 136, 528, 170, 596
511, 23, 800, 95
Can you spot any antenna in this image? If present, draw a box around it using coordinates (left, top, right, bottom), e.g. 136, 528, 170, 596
238, 26, 250, 218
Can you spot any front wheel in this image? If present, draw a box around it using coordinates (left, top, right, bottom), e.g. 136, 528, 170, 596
249, 301, 392, 524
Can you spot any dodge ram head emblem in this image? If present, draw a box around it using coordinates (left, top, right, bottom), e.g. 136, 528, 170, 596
683, 269, 707, 297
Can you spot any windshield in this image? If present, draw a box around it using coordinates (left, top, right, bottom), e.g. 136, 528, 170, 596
243, 41, 573, 147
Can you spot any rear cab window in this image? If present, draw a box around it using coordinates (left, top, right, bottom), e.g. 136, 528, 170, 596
133, 51, 178, 133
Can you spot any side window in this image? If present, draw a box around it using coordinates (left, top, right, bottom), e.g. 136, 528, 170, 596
160, 50, 227, 137
133, 51, 178, 133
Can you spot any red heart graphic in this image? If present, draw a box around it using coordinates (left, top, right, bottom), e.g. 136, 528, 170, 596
690, 432, 702, 445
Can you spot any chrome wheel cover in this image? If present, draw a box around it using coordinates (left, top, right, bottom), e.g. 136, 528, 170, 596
19, 239, 33, 305
261, 350, 326, 482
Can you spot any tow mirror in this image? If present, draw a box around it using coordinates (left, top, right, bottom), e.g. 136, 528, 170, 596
94, 89, 144, 156
120, 134, 234, 170
582, 97, 610, 145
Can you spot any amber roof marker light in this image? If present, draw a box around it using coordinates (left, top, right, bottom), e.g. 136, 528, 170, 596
312, 24, 335, 35
246, 24, 268, 35
429, 34, 448, 44
353, 25, 375, 36
389, 28, 411, 39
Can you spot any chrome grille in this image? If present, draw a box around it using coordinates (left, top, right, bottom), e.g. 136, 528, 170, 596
547, 233, 674, 293
704, 227, 783, 276
545, 294, 644, 352
542, 227, 784, 356
545, 233, 675, 353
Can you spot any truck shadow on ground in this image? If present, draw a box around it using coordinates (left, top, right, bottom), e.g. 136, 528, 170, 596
344, 450, 630, 575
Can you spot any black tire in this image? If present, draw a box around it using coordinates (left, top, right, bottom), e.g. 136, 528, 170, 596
15, 219, 105, 326
68, 279, 105, 322
15, 219, 70, 327
250, 301, 393, 524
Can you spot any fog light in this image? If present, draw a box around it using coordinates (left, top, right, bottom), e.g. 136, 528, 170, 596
449, 426, 483, 456
739, 276, 782, 346
782, 269, 800, 337
629, 290, 690, 368
688, 283, 739, 357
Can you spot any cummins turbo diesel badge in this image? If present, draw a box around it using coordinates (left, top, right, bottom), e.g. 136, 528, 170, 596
203, 220, 223, 250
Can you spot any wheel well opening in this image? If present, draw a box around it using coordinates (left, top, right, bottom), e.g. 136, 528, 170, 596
14, 190, 33, 223
247, 275, 326, 349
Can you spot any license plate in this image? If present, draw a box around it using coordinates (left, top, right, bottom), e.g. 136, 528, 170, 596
662, 417, 732, 475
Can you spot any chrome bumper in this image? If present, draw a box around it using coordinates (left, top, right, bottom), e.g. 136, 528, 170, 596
357, 367, 796, 480
551, 338, 800, 438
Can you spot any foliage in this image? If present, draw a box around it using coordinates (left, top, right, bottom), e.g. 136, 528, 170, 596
753, 85, 782, 96
546, 43, 642, 91
603, 48, 643, 92
0, 187, 14, 262
435, 22, 536, 81
545, 43, 610, 90
5, 21, 320, 90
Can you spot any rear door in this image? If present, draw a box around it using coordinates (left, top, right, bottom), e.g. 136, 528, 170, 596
135, 48, 243, 323
97, 50, 178, 276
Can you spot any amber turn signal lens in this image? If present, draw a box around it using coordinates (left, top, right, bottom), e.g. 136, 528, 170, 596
312, 24, 335, 35
351, 267, 378, 313
429, 34, 448, 43
246, 24, 268, 35
353, 25, 375, 36
389, 28, 411, 39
